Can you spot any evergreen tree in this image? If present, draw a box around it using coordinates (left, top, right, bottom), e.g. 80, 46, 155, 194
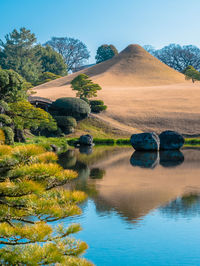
71, 74, 102, 99
0, 28, 42, 84
95, 44, 118, 63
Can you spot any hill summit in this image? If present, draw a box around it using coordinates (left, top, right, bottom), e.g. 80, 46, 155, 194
35, 44, 185, 89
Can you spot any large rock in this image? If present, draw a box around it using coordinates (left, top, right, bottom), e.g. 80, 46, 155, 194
159, 130, 184, 150
130, 132, 160, 151
79, 134, 93, 146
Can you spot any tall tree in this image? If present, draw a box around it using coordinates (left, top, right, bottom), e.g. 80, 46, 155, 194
45, 37, 90, 72
0, 28, 42, 84
95, 44, 118, 64
35, 45, 67, 76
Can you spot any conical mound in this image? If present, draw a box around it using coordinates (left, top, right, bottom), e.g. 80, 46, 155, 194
35, 44, 185, 89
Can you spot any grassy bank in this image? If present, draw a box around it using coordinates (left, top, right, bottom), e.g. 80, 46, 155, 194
14, 136, 200, 149
19, 136, 68, 150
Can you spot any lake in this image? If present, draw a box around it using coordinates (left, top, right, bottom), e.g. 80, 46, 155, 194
58, 146, 200, 266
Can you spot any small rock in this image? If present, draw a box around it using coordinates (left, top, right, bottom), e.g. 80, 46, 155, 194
50, 144, 58, 152
130, 132, 160, 151
159, 130, 184, 150
79, 134, 93, 146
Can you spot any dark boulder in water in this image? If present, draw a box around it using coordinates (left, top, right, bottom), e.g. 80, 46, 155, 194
159, 130, 184, 150
79, 134, 93, 146
130, 132, 160, 151
130, 151, 159, 169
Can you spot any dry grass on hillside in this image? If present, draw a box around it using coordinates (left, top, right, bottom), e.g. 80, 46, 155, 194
33, 44, 200, 135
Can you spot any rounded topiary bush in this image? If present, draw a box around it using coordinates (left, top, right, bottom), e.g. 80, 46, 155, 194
51, 97, 90, 120
2, 127, 14, 145
90, 100, 107, 113
90, 100, 104, 106
54, 116, 77, 134
0, 114, 12, 126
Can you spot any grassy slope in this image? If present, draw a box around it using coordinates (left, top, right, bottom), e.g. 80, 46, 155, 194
67, 116, 131, 139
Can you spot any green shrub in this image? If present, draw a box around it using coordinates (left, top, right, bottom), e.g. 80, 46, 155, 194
0, 100, 10, 112
90, 100, 104, 106
54, 116, 77, 134
91, 105, 107, 113
2, 127, 14, 145
90, 100, 107, 113
0, 114, 12, 126
51, 97, 90, 120
35, 72, 61, 86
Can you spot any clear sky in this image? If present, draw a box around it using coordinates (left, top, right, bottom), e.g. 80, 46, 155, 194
0, 0, 200, 63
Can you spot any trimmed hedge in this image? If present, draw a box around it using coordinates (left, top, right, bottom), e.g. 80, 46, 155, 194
90, 100, 107, 113
54, 116, 77, 134
90, 100, 104, 106
51, 97, 91, 120
91, 105, 107, 113
2, 127, 14, 145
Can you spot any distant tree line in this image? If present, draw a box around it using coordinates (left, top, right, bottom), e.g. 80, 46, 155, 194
143, 43, 200, 72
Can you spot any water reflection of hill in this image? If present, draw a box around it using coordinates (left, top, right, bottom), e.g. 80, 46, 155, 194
62, 148, 200, 223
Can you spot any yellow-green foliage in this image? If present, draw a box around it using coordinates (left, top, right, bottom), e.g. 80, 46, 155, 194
36, 152, 58, 163
0, 144, 90, 265
0, 129, 6, 144
12, 144, 46, 161
9, 101, 57, 131
0, 240, 92, 266
0, 145, 12, 156
0, 180, 44, 197
9, 163, 78, 185
0, 221, 52, 242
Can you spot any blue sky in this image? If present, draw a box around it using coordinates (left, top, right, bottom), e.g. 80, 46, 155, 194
1, 0, 200, 63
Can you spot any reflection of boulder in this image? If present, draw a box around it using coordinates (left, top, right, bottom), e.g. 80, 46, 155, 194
58, 150, 77, 169
79, 145, 93, 155
130, 151, 159, 169
90, 168, 105, 179
130, 132, 160, 151
159, 130, 184, 150
160, 150, 184, 168
76, 163, 90, 181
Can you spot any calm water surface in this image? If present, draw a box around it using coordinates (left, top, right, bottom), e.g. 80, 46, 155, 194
58, 147, 200, 266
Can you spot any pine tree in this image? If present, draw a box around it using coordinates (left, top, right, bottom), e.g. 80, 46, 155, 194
71, 74, 102, 99
0, 144, 92, 265
0, 28, 42, 84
